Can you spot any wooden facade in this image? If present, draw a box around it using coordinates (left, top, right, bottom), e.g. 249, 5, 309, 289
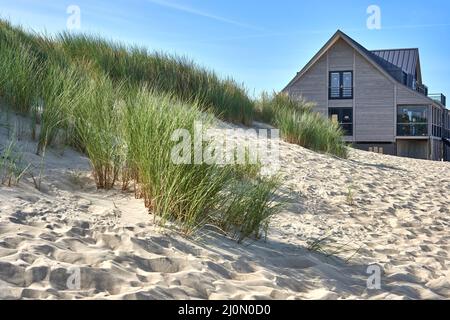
283, 31, 449, 161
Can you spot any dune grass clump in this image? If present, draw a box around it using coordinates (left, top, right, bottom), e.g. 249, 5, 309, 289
0, 41, 41, 115
0, 137, 30, 187
36, 63, 86, 154
255, 91, 315, 123
123, 88, 220, 229
276, 109, 348, 158
219, 176, 280, 242
0, 20, 59, 66
256, 92, 348, 158
71, 71, 127, 190
56, 33, 254, 125
122, 88, 280, 239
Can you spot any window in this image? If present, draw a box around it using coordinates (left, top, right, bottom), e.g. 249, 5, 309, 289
329, 107, 353, 136
432, 107, 443, 137
329, 71, 353, 99
402, 72, 408, 86
397, 106, 428, 136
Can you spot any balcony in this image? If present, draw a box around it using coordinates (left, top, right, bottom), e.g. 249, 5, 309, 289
428, 93, 446, 106
415, 83, 428, 96
328, 86, 353, 100
397, 124, 428, 137
397, 105, 429, 137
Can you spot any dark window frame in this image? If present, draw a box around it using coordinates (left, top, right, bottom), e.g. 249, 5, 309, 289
329, 71, 353, 100
396, 105, 428, 137
329, 107, 353, 136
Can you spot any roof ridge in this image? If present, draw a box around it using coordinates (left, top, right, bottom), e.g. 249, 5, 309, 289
371, 48, 419, 52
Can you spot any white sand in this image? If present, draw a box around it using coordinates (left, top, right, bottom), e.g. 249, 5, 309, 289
0, 116, 449, 300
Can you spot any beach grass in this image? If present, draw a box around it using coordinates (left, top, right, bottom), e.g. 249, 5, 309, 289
56, 33, 254, 125
0, 40, 41, 115
0, 137, 30, 187
0, 18, 347, 240
256, 92, 348, 158
122, 87, 281, 237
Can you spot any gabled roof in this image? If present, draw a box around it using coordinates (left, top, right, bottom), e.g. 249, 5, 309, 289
283, 30, 401, 90
283, 30, 441, 108
339, 32, 410, 82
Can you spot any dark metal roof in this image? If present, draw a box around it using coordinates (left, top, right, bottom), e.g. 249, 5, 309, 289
371, 49, 419, 76
340, 31, 419, 76
340, 32, 408, 83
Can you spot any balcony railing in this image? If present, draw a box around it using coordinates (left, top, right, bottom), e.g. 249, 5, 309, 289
415, 83, 428, 96
328, 86, 353, 100
397, 123, 428, 137
428, 93, 446, 106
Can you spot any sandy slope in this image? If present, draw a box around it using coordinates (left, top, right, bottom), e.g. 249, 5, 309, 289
0, 118, 449, 300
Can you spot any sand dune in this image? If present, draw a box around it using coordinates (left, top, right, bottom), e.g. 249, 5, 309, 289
0, 121, 449, 300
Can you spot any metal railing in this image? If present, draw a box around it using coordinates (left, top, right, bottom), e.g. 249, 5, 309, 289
416, 83, 428, 96
397, 123, 428, 137
428, 93, 446, 106
328, 87, 353, 99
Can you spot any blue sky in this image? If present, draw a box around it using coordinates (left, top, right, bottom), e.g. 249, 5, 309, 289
1, 0, 450, 98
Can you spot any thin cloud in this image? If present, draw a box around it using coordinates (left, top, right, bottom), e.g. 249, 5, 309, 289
186, 23, 450, 43
146, 0, 263, 31
381, 23, 450, 30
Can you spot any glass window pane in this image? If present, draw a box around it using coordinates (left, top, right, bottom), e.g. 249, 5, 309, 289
343, 72, 352, 88
341, 124, 353, 136
397, 124, 428, 136
342, 108, 352, 123
329, 108, 338, 117
342, 72, 352, 97
397, 106, 427, 124
397, 106, 428, 136
330, 73, 340, 88
330, 73, 341, 98
328, 108, 352, 135
331, 114, 338, 124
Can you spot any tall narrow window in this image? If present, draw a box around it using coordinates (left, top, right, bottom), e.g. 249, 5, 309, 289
329, 71, 353, 99
330, 72, 341, 99
342, 72, 352, 98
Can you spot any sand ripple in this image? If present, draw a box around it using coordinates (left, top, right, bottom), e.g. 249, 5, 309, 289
0, 123, 449, 299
